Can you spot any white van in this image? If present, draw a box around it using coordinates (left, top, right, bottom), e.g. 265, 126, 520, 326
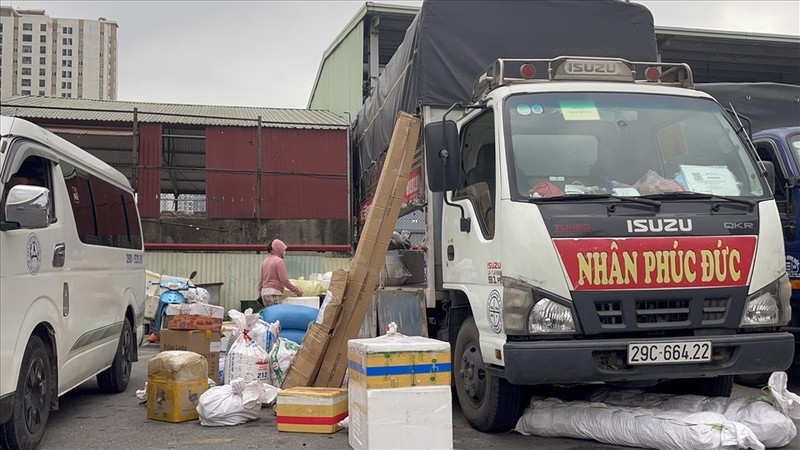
0, 116, 144, 449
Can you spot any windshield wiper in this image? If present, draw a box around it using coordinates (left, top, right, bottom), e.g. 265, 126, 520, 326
529, 193, 661, 210
642, 191, 756, 210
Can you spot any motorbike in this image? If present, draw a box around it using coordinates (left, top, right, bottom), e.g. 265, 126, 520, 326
150, 270, 197, 338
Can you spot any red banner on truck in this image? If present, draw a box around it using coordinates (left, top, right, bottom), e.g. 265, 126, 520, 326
553, 236, 757, 291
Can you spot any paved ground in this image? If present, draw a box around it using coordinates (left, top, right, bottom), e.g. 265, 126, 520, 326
38, 343, 800, 450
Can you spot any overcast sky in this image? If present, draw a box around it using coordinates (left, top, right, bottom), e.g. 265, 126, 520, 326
5, 0, 800, 109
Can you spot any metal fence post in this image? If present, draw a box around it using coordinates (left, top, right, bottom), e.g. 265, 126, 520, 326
132, 107, 139, 191
257, 116, 263, 240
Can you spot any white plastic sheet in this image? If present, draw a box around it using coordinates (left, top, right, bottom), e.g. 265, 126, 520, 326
515, 398, 764, 450
196, 378, 279, 426
591, 385, 796, 448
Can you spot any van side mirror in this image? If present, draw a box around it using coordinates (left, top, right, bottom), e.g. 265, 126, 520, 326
424, 120, 461, 192
3, 185, 51, 230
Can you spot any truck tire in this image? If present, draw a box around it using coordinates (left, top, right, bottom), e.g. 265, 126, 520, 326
0, 335, 53, 450
97, 319, 133, 393
454, 316, 521, 432
734, 373, 771, 388
691, 375, 734, 397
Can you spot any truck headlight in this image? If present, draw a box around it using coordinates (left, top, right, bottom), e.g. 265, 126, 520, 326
529, 298, 576, 333
741, 273, 791, 327
503, 278, 576, 335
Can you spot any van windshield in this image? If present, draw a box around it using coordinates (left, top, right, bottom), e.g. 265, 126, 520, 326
504, 93, 766, 201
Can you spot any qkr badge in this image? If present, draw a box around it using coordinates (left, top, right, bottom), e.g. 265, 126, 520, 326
27, 233, 42, 275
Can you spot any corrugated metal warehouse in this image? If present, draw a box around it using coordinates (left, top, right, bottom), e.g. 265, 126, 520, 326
0, 97, 353, 311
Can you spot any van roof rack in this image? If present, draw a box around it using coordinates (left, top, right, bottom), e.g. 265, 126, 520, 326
471, 56, 694, 101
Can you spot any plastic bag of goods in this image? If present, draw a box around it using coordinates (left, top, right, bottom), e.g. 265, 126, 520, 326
515, 397, 764, 450
185, 286, 211, 303
269, 337, 301, 387
196, 377, 279, 426
224, 308, 271, 385
282, 278, 327, 298
225, 310, 274, 354
591, 375, 798, 448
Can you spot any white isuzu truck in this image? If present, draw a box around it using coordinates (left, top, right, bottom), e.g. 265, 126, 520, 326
352, 0, 794, 432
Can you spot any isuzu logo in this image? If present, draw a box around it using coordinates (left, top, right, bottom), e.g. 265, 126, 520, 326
626, 218, 693, 233
564, 61, 622, 75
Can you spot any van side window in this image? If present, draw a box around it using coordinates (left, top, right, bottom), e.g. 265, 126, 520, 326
60, 161, 143, 249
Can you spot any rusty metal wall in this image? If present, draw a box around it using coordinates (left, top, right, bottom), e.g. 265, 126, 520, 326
144, 251, 351, 313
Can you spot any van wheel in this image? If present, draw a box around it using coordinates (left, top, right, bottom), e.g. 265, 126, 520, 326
97, 320, 133, 393
0, 335, 52, 450
454, 316, 521, 432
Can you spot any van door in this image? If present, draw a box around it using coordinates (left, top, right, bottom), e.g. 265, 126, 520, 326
56, 162, 125, 390
0, 143, 64, 397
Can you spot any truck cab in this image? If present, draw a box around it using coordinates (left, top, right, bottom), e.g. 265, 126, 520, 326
424, 57, 794, 431
752, 127, 800, 360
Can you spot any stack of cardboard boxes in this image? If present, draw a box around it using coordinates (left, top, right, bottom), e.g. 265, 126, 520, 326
282, 112, 421, 389
159, 302, 224, 384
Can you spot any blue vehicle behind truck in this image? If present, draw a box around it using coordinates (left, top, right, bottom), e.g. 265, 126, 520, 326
697, 83, 800, 383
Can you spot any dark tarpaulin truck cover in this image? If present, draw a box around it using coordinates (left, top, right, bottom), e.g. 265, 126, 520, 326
353, 0, 658, 173
695, 83, 800, 133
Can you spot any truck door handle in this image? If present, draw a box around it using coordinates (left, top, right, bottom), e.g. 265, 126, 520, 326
447, 245, 455, 261
53, 243, 65, 267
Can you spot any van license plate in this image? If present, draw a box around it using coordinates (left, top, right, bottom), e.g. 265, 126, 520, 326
627, 341, 711, 365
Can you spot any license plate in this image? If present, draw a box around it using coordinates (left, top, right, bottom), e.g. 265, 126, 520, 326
627, 341, 712, 365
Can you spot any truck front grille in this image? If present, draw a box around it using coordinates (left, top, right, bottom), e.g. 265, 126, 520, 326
590, 295, 731, 330
636, 299, 690, 324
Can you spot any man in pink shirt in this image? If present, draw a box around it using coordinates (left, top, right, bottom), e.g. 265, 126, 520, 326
258, 239, 303, 307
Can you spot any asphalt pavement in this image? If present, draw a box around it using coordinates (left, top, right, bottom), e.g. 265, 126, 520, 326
38, 343, 800, 450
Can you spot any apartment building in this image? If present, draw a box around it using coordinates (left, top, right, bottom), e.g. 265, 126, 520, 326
0, 6, 117, 100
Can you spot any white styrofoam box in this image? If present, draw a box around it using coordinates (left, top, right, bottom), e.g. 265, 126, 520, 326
165, 302, 224, 319
284, 296, 320, 309
349, 384, 452, 450
145, 270, 161, 297
144, 294, 159, 321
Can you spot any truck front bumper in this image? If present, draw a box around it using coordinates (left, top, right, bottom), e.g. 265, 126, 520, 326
503, 332, 794, 385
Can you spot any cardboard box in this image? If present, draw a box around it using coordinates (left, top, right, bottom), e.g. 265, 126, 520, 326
159, 329, 222, 383
166, 314, 223, 332
165, 302, 224, 319
282, 323, 331, 389
315, 112, 420, 388
276, 387, 348, 434
147, 351, 208, 423
316, 269, 347, 332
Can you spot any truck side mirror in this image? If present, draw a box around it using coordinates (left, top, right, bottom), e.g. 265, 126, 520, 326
760, 161, 776, 194
424, 120, 461, 192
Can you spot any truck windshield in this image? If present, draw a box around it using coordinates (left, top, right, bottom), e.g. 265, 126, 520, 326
790, 134, 800, 168
504, 93, 766, 201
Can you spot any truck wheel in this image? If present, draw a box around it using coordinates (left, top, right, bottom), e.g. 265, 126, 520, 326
0, 335, 53, 450
734, 373, 771, 388
454, 316, 521, 432
691, 375, 734, 397
97, 320, 133, 393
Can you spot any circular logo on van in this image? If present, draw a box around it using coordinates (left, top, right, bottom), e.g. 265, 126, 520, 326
487, 290, 502, 333
27, 233, 42, 275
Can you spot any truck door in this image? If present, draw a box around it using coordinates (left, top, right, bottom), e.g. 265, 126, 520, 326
753, 137, 800, 290
443, 108, 504, 364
